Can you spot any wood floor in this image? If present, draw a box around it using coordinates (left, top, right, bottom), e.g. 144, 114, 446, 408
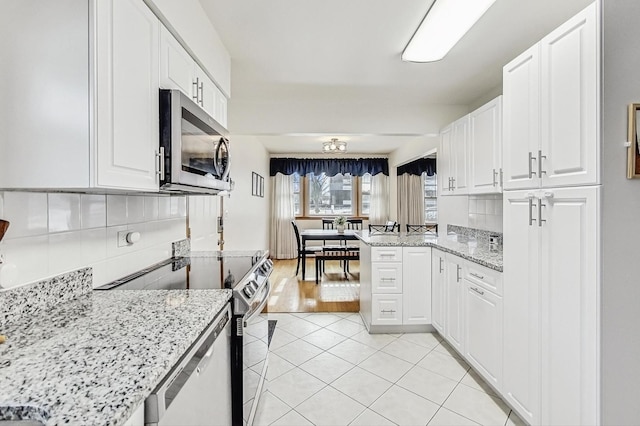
266, 258, 360, 313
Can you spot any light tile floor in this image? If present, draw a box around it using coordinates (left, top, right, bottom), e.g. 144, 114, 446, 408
254, 312, 525, 426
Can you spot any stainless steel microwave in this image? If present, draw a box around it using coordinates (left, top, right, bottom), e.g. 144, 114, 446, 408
159, 89, 231, 194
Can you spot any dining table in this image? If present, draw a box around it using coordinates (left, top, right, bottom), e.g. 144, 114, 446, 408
299, 229, 360, 280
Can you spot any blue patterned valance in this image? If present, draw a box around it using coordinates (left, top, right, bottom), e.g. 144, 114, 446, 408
397, 158, 436, 176
269, 157, 389, 177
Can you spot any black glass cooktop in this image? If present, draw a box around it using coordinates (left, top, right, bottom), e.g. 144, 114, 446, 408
95, 251, 267, 291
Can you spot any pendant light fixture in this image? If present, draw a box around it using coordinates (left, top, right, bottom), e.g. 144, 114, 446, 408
402, 0, 497, 63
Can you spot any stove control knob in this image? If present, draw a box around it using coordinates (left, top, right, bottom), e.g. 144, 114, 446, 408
243, 287, 253, 298
251, 281, 259, 290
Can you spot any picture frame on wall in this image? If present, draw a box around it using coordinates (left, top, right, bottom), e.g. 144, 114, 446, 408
252, 172, 264, 197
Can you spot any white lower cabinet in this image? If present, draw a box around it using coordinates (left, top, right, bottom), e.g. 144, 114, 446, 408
361, 245, 431, 331
503, 186, 599, 426
463, 263, 503, 392
371, 294, 403, 326
431, 249, 446, 334
402, 247, 431, 325
444, 254, 465, 353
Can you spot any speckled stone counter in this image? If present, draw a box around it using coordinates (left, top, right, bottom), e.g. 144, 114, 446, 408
0, 289, 231, 426
356, 231, 503, 272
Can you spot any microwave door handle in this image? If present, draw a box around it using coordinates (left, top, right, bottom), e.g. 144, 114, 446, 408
218, 138, 230, 181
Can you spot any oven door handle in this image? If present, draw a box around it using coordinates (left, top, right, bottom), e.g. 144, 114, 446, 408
243, 280, 271, 328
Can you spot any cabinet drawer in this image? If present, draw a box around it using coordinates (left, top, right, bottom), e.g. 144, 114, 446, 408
464, 262, 503, 296
371, 247, 402, 262
371, 294, 403, 325
372, 262, 403, 293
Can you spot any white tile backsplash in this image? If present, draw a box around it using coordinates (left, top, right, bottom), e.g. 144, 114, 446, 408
106, 195, 128, 226
80, 194, 106, 229
48, 193, 82, 233
468, 194, 503, 233
3, 192, 48, 239
0, 191, 187, 288
127, 196, 146, 223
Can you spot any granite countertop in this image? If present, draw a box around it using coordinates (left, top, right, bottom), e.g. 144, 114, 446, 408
0, 289, 232, 426
356, 231, 503, 272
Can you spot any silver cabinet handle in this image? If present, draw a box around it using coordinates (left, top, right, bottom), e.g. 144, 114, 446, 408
528, 152, 537, 179
470, 286, 485, 296
451, 177, 456, 190
192, 78, 200, 103
439, 257, 444, 273
199, 81, 204, 106
493, 169, 498, 187
379, 277, 396, 282
499, 168, 503, 186
538, 199, 546, 227
538, 150, 547, 177
528, 195, 537, 226
156, 147, 165, 177
379, 253, 395, 258
381, 309, 396, 314
456, 264, 461, 282
469, 272, 484, 280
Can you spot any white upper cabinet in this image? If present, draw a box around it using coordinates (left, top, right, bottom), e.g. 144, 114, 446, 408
0, 0, 162, 192
439, 116, 470, 196
470, 96, 503, 194
160, 27, 228, 128
503, 3, 598, 190
503, 45, 540, 190
95, 0, 160, 191
438, 125, 453, 195
539, 4, 598, 188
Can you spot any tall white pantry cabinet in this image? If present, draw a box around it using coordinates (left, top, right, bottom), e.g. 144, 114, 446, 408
502, 3, 599, 426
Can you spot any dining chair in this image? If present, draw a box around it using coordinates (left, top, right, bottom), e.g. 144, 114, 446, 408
291, 221, 323, 278
369, 221, 399, 233
406, 224, 438, 234
346, 218, 363, 230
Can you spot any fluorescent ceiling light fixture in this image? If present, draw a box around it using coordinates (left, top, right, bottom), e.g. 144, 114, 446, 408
402, 0, 497, 62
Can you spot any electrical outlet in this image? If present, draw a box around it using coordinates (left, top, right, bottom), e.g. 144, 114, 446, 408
117, 230, 141, 247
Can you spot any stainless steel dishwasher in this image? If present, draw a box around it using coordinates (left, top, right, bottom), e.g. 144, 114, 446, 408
145, 305, 232, 426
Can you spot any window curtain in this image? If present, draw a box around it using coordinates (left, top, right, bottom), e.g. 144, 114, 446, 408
396, 158, 436, 176
397, 173, 425, 230
369, 173, 389, 224
270, 173, 296, 259
270, 157, 389, 177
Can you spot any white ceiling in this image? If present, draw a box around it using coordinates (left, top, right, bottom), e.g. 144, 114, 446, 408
199, 0, 593, 154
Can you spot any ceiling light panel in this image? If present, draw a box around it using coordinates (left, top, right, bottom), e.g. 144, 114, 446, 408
402, 0, 497, 63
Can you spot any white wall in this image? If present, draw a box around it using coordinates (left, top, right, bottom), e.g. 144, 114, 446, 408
0, 192, 186, 289
188, 195, 219, 251
601, 1, 640, 423
223, 136, 271, 251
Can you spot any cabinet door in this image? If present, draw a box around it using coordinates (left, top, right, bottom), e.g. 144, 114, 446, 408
464, 280, 503, 392
540, 3, 598, 188
444, 255, 464, 353
371, 262, 403, 294
502, 44, 540, 191
502, 190, 540, 425
195, 66, 217, 119
402, 247, 431, 325
438, 125, 453, 195
431, 249, 446, 334
159, 26, 195, 97
214, 85, 228, 129
371, 294, 403, 326
95, 0, 160, 191
539, 186, 598, 426
452, 116, 470, 194
470, 97, 502, 194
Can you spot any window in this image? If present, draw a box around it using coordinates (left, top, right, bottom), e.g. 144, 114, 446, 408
293, 173, 301, 215
295, 173, 370, 217
361, 173, 371, 215
424, 173, 437, 223
307, 173, 353, 215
